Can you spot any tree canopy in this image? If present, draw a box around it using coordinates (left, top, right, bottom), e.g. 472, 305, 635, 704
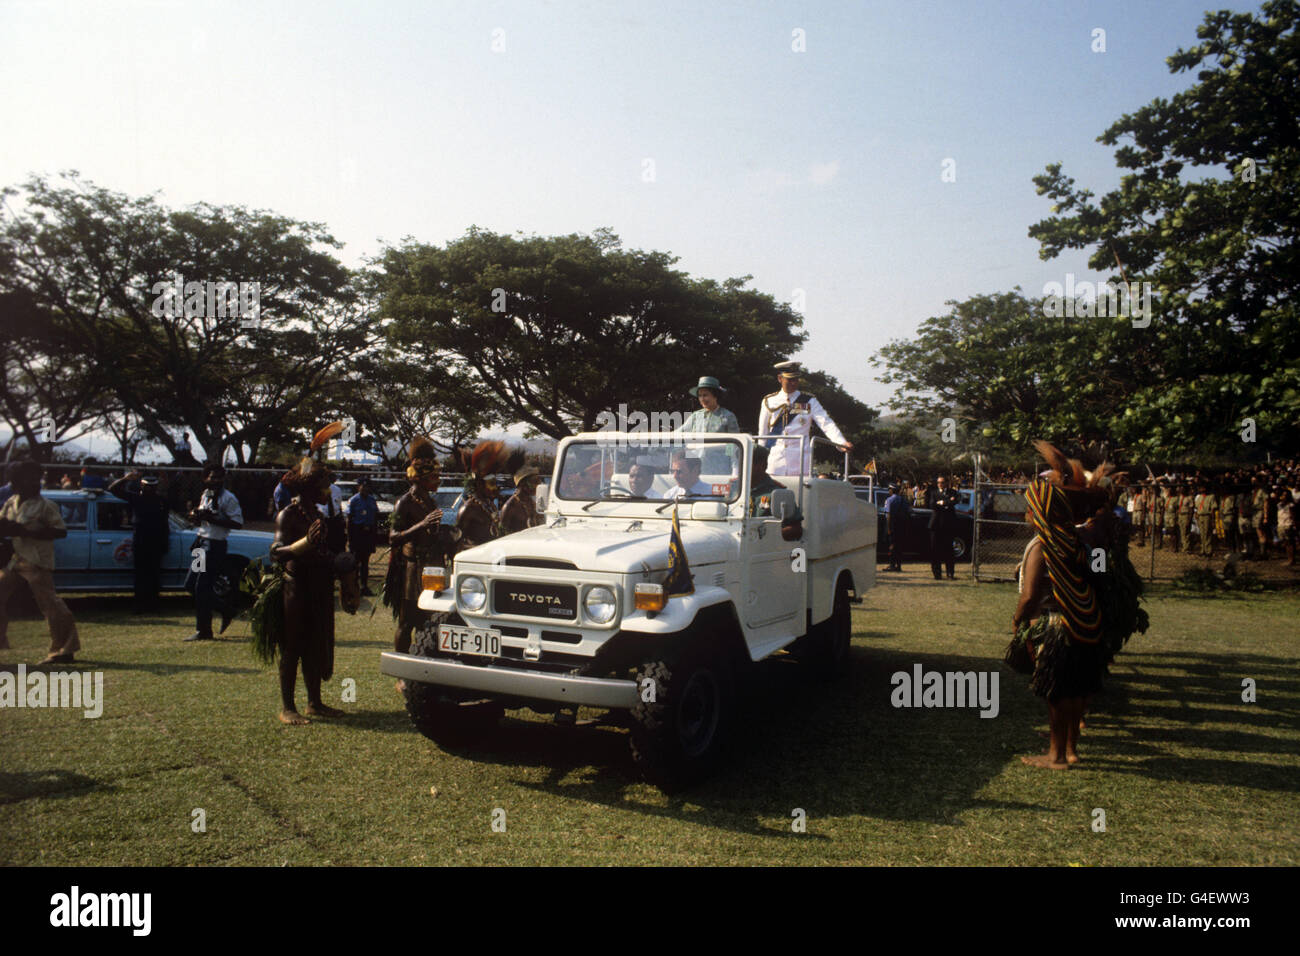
1028, 0, 1299, 458
373, 227, 876, 446
876, 1, 1300, 463
0, 172, 379, 464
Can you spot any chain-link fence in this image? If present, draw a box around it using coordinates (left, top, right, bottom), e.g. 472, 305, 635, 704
1124, 507, 1298, 583
970, 482, 1032, 582
970, 481, 1299, 584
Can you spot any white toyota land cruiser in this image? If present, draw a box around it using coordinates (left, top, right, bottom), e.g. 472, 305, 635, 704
380, 432, 877, 790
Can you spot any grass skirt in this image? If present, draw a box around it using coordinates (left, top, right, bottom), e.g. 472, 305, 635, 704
1027, 613, 1105, 702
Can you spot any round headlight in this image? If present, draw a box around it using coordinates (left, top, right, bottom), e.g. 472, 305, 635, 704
584, 585, 617, 624
458, 576, 487, 612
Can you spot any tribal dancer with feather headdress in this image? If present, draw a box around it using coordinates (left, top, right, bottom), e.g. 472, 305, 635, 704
454, 439, 526, 554
265, 421, 359, 725
386, 436, 457, 654
1008, 440, 1148, 768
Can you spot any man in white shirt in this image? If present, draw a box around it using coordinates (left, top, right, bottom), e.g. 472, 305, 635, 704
628, 461, 662, 499
185, 464, 243, 642
321, 480, 345, 518
757, 361, 852, 477
666, 454, 713, 498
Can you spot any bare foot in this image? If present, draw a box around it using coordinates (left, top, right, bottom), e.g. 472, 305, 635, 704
1021, 754, 1070, 770
1066, 750, 1081, 765
305, 703, 344, 718
395, 679, 406, 696
278, 708, 310, 725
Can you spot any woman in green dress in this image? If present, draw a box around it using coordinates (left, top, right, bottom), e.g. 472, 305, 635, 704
677, 376, 740, 477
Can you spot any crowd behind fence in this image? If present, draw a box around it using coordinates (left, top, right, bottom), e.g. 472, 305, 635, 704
970, 482, 1300, 584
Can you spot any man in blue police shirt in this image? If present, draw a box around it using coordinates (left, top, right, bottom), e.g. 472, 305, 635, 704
347, 477, 380, 596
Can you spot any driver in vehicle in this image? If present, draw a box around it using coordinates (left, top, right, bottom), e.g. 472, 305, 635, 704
628, 461, 661, 499
666, 453, 713, 499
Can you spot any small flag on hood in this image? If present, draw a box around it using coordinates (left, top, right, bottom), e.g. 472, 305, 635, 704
663, 503, 694, 597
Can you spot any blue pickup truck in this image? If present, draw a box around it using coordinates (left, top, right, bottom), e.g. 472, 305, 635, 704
40, 490, 274, 599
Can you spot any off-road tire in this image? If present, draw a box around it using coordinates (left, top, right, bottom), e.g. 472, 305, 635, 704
401, 619, 504, 746
630, 642, 735, 792
795, 577, 852, 678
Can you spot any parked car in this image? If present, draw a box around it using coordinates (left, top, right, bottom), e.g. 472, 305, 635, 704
856, 487, 972, 562
334, 480, 396, 520
45, 489, 274, 599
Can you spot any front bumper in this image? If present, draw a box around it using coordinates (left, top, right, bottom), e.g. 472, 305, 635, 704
380, 651, 640, 709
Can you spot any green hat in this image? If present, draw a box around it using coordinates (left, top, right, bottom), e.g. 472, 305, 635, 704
689, 375, 726, 397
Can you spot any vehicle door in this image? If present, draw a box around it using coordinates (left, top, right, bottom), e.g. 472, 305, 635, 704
52, 499, 91, 589
90, 498, 135, 589
741, 488, 804, 644
162, 511, 194, 588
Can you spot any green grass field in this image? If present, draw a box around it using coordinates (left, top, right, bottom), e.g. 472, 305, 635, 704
2, 572, 1297, 866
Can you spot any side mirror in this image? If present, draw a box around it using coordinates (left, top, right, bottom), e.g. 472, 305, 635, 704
769, 488, 797, 521
535, 485, 549, 513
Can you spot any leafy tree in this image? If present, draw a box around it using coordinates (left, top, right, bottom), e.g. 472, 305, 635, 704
874, 290, 1128, 452
1028, 0, 1300, 458
0, 173, 379, 465
375, 228, 829, 439
0, 285, 101, 460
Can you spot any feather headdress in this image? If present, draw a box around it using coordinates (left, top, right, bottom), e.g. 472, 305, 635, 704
283, 420, 342, 491
406, 435, 441, 480
462, 438, 526, 479
1033, 439, 1126, 514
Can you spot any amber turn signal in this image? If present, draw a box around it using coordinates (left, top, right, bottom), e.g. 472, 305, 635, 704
634, 582, 666, 612
422, 566, 447, 592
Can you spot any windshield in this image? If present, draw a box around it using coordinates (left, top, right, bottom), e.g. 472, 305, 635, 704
555, 438, 742, 503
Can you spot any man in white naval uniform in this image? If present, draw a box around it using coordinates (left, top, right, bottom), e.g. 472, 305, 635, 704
757, 361, 853, 477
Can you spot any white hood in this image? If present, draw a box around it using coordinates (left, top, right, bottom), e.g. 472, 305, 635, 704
458, 520, 736, 573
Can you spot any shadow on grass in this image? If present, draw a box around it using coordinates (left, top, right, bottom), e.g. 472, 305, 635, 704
340, 708, 425, 733
406, 645, 1049, 838
0, 769, 117, 804
1074, 647, 1300, 793
393, 636, 1300, 836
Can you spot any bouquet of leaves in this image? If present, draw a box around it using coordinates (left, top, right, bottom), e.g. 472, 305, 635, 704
241, 559, 285, 666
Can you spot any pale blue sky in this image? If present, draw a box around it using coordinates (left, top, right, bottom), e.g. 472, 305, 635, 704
1, 0, 1237, 413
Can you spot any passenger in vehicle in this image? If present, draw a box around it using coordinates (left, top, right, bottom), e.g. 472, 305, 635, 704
665, 453, 712, 499
747, 445, 802, 539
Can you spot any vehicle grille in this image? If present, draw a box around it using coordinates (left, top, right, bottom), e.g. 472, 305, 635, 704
492, 580, 578, 620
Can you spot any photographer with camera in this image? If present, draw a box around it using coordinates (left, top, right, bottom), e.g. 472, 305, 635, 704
184, 463, 242, 642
